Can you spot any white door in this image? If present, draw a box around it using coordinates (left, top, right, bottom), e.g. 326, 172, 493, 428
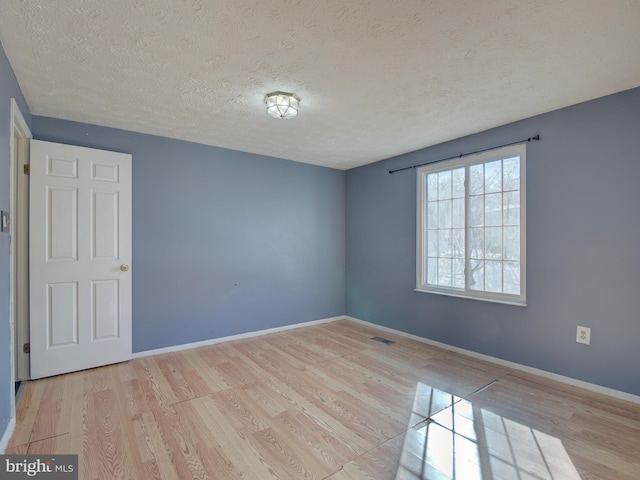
29, 140, 132, 379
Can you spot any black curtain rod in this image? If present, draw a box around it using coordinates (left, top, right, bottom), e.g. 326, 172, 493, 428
388, 134, 540, 174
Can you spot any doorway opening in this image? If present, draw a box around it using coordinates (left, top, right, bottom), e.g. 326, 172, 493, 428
9, 98, 32, 416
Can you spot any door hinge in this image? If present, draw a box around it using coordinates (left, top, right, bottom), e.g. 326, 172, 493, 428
23, 164, 30, 175
23, 343, 30, 354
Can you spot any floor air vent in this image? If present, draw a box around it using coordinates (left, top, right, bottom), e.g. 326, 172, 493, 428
371, 336, 395, 345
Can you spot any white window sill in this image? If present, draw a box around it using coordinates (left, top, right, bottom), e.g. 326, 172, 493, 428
414, 288, 527, 307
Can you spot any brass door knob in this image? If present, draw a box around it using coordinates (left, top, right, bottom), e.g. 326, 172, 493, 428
120, 264, 129, 272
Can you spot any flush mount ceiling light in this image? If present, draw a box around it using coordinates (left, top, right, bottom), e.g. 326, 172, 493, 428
265, 91, 300, 119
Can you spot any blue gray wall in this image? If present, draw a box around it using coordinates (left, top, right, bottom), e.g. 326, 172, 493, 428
32, 117, 346, 352
346, 87, 640, 396
0, 41, 32, 443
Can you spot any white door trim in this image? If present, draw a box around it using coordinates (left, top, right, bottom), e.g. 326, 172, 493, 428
9, 99, 32, 422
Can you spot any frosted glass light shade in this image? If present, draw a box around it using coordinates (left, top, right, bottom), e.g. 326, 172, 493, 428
265, 92, 300, 119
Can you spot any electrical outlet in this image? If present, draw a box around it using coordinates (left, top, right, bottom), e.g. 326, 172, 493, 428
576, 326, 591, 345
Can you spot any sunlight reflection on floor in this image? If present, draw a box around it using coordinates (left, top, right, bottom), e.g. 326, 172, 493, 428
396, 383, 581, 480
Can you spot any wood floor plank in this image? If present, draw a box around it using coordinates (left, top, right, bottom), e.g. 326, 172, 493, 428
155, 354, 201, 402
29, 375, 70, 442
64, 370, 86, 478
193, 443, 245, 480
139, 411, 181, 480
91, 388, 131, 480
8, 378, 45, 447
241, 380, 291, 417
108, 369, 149, 480
81, 371, 101, 480
249, 373, 373, 456
246, 425, 331, 480
304, 362, 410, 425
209, 388, 270, 433
138, 382, 210, 479
181, 349, 233, 393
338, 431, 405, 480
8, 319, 640, 479
4, 443, 29, 454
194, 397, 281, 480
27, 433, 70, 454
272, 410, 349, 471
211, 358, 261, 388
218, 430, 281, 480
134, 356, 181, 407
275, 368, 392, 449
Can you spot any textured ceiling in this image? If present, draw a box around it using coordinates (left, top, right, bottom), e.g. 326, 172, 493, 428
1, 1, 640, 170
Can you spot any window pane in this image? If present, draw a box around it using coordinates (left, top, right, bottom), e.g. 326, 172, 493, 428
452, 228, 465, 258
452, 198, 464, 228
470, 164, 484, 195
438, 229, 452, 257
485, 160, 502, 193
452, 168, 465, 198
428, 231, 438, 257
438, 199, 452, 228
469, 228, 484, 259
428, 202, 438, 229
485, 260, 502, 292
469, 260, 484, 290
485, 193, 502, 226
503, 156, 520, 191
438, 171, 452, 200
503, 191, 520, 225
485, 227, 503, 260
453, 259, 465, 289
438, 258, 452, 286
504, 226, 520, 261
427, 173, 438, 201
504, 261, 520, 294
427, 257, 438, 285
469, 195, 484, 227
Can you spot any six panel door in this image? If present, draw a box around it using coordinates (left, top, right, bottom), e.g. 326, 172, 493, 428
29, 140, 132, 379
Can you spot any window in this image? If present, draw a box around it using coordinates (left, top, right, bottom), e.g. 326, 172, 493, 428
416, 144, 526, 305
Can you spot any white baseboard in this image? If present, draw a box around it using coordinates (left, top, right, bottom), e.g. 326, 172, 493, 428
132, 316, 344, 359
344, 316, 640, 405
0, 417, 16, 454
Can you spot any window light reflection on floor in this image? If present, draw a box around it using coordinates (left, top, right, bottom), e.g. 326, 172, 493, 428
397, 383, 581, 480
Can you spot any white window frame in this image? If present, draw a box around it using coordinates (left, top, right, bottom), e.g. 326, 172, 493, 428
416, 144, 527, 306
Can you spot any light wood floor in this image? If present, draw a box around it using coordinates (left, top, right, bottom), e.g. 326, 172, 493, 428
7, 320, 640, 479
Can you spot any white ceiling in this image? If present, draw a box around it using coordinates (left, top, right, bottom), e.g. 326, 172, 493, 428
1, 1, 640, 170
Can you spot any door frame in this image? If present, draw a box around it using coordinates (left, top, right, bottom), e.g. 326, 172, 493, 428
9, 98, 32, 412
